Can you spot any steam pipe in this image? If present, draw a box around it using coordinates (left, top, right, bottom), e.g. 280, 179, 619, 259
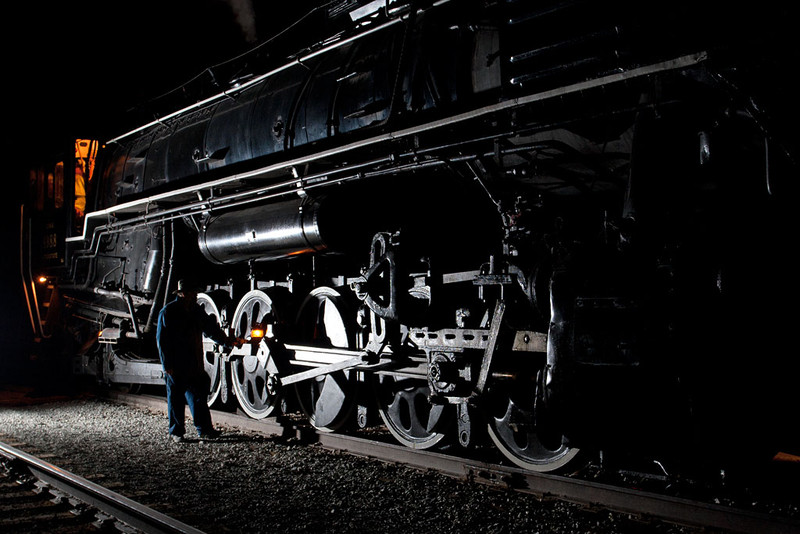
145, 226, 169, 332
163, 221, 177, 306
123, 291, 141, 339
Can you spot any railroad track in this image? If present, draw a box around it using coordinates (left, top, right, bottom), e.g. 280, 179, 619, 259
0, 439, 206, 534
109, 391, 800, 534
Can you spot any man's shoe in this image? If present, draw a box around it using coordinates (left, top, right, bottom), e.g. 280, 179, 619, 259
171, 434, 185, 443
198, 429, 221, 440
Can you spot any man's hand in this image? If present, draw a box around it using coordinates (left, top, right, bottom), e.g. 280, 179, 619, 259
227, 336, 245, 349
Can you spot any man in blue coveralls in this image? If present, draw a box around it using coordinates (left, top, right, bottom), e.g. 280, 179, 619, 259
156, 279, 238, 443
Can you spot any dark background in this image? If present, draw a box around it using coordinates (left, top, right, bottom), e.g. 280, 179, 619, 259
2, 0, 323, 382
10, 0, 321, 162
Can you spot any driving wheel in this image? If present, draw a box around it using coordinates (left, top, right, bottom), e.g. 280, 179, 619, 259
486, 370, 580, 472
375, 375, 451, 449
197, 292, 224, 406
293, 287, 358, 432
230, 290, 281, 418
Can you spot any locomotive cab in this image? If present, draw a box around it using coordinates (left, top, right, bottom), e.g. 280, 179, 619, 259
21, 139, 100, 340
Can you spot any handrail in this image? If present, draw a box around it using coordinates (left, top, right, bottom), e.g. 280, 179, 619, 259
18, 204, 46, 339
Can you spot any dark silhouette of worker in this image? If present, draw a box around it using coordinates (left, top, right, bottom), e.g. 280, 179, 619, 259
156, 279, 237, 443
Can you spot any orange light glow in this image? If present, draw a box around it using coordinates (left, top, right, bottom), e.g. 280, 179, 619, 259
250, 328, 265, 339
37, 276, 48, 284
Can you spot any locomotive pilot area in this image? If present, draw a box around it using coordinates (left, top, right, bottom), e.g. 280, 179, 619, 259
3, 1, 800, 533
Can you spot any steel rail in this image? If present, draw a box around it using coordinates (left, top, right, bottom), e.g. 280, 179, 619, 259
108, 392, 800, 534
314, 433, 800, 534
0, 440, 207, 534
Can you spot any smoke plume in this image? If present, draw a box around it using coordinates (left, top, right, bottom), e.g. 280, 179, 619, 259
225, 0, 258, 43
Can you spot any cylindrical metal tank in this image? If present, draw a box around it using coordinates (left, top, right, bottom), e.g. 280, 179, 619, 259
140, 248, 163, 293
198, 198, 328, 264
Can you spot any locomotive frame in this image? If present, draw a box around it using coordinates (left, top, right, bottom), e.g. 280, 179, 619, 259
21, 0, 798, 473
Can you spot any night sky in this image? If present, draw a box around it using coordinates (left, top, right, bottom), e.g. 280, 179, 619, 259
11, 0, 305, 158
3, 0, 323, 380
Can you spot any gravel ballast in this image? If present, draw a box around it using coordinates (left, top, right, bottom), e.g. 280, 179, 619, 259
0, 390, 706, 533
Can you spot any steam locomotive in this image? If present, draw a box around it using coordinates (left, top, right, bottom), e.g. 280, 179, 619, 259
21, 0, 799, 473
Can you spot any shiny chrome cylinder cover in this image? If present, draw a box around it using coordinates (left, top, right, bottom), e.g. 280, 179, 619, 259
198, 198, 327, 264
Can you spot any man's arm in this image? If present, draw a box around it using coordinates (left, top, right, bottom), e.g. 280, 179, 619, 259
198, 306, 238, 347
156, 307, 175, 374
